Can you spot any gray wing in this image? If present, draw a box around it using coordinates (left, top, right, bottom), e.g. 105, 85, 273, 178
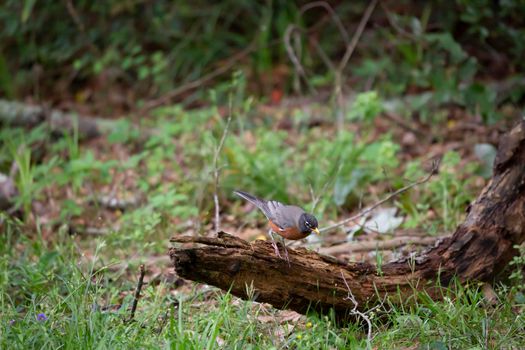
273, 205, 305, 229
233, 190, 286, 222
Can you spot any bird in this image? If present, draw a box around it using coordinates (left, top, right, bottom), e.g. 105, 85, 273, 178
233, 190, 320, 264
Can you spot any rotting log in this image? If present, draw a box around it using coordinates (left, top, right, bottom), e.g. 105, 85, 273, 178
0, 99, 161, 142
0, 99, 115, 139
169, 120, 525, 318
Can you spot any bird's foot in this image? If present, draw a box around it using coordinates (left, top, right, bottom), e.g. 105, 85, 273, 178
271, 241, 283, 259
282, 245, 291, 267
269, 230, 290, 267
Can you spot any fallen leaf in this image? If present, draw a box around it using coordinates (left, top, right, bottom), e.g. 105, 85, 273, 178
362, 207, 403, 234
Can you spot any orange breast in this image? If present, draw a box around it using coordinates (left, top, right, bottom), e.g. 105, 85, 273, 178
268, 220, 309, 240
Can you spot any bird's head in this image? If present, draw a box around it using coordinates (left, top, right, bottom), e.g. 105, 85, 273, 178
298, 213, 320, 235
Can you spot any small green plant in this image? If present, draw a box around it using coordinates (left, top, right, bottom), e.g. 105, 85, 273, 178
223, 129, 293, 202
123, 187, 198, 241
56, 150, 117, 192
11, 146, 34, 217
400, 151, 478, 232
63, 117, 80, 161
509, 244, 525, 302
347, 91, 383, 123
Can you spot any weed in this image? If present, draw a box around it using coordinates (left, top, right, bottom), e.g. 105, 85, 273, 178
375, 281, 525, 349
509, 244, 525, 301
400, 151, 478, 232
347, 91, 383, 123
11, 145, 34, 217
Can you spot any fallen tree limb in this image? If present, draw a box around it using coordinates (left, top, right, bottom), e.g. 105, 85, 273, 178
169, 120, 525, 319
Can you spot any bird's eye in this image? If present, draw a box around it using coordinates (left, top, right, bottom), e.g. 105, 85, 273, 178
305, 221, 311, 228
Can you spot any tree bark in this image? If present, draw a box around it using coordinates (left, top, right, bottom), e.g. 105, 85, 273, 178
169, 120, 525, 318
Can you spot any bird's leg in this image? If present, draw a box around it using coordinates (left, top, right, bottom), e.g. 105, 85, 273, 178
280, 236, 291, 267
269, 230, 290, 266
268, 230, 282, 258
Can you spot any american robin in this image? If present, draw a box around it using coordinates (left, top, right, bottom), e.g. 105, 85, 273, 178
234, 190, 320, 264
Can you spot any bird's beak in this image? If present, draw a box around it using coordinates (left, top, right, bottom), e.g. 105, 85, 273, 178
312, 227, 320, 235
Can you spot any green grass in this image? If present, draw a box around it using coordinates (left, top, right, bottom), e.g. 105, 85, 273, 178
0, 77, 521, 349
2, 217, 524, 349
376, 283, 525, 349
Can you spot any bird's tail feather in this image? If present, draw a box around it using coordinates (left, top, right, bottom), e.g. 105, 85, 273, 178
234, 190, 286, 222
233, 190, 266, 209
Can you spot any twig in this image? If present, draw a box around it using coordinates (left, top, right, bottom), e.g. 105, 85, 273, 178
320, 235, 447, 255
64, 0, 85, 32
127, 264, 146, 322
283, 25, 315, 95
64, 0, 99, 55
320, 160, 440, 234
300, 1, 351, 44
287, 1, 350, 72
140, 20, 340, 113
338, 0, 378, 72
90, 194, 141, 210
309, 36, 336, 71
139, 41, 256, 113
73, 226, 111, 236
309, 179, 333, 213
287, 2, 348, 76
293, 1, 349, 77
335, 0, 378, 128
379, 2, 418, 41
285, 0, 378, 102
213, 98, 233, 233
140, 1, 377, 114
340, 271, 373, 349
81, 255, 170, 273
383, 112, 426, 138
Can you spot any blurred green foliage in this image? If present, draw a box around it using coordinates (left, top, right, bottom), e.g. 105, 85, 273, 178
0, 0, 298, 99
1, 0, 523, 120
354, 1, 525, 123
347, 91, 383, 123
0, 75, 483, 243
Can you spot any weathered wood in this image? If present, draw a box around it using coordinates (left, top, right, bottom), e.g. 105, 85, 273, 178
169, 120, 525, 318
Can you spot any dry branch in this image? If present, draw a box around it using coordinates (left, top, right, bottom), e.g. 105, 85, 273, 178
319, 235, 447, 255
169, 120, 525, 319
127, 264, 146, 322
320, 161, 438, 234
212, 100, 233, 233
